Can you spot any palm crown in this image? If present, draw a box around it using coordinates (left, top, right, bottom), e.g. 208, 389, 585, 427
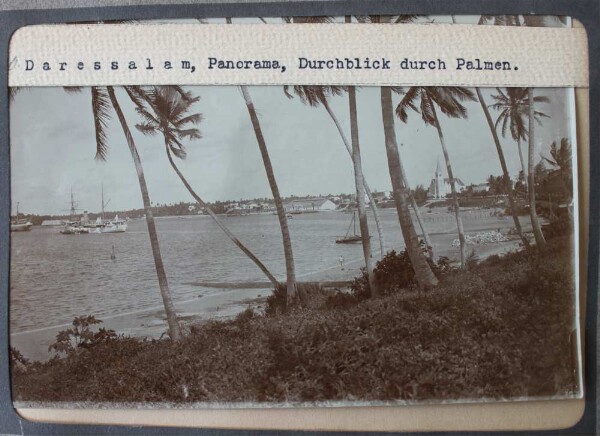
135, 86, 203, 159
490, 87, 549, 142
396, 87, 476, 126
283, 85, 346, 107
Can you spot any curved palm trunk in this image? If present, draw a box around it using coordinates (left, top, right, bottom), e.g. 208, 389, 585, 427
321, 98, 385, 259
164, 142, 280, 288
430, 103, 467, 268
106, 86, 181, 341
517, 139, 528, 189
348, 85, 377, 295
398, 156, 435, 261
527, 88, 547, 248
381, 87, 438, 289
476, 88, 530, 250
240, 85, 304, 306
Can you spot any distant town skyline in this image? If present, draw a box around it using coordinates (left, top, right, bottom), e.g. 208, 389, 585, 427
10, 85, 574, 216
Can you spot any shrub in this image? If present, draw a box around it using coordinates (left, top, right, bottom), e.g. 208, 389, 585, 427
542, 218, 572, 239
325, 290, 358, 309
265, 285, 286, 316
235, 307, 256, 324
351, 248, 450, 298
9, 347, 30, 374
48, 315, 117, 355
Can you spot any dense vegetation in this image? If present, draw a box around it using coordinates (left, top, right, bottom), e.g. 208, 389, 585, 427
11, 235, 578, 404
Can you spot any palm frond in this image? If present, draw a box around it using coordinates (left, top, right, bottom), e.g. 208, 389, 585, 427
91, 86, 112, 161
177, 128, 202, 140
135, 106, 160, 126
291, 16, 334, 23
8, 87, 21, 102
174, 113, 203, 127
135, 122, 158, 136
395, 86, 419, 123
63, 86, 83, 94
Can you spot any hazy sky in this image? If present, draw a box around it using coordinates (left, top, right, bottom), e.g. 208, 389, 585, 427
10, 85, 574, 216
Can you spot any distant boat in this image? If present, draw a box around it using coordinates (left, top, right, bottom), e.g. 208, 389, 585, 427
60, 190, 89, 235
89, 185, 127, 233
100, 214, 127, 233
336, 210, 367, 244
11, 202, 33, 232
60, 221, 90, 235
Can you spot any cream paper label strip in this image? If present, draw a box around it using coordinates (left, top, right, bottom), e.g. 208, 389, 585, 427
8, 23, 589, 88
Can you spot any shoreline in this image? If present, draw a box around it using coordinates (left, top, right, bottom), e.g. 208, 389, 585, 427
11, 211, 528, 362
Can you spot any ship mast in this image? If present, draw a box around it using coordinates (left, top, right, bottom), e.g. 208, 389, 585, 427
101, 184, 110, 223
70, 189, 76, 221
101, 184, 105, 222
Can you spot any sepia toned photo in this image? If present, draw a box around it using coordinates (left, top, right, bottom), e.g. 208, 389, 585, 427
9, 15, 582, 408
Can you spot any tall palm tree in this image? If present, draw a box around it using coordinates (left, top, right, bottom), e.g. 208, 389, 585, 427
239, 85, 302, 306
490, 87, 549, 189
283, 85, 386, 259
343, 15, 377, 294
226, 17, 302, 307
476, 88, 530, 249
285, 15, 384, 261
134, 86, 281, 289
348, 83, 376, 294
396, 87, 476, 268
361, 13, 437, 271
381, 86, 438, 289
527, 89, 547, 248
482, 15, 559, 248
91, 86, 182, 341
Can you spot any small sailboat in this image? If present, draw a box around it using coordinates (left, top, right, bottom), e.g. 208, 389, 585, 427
10, 203, 33, 232
336, 210, 366, 244
94, 185, 127, 233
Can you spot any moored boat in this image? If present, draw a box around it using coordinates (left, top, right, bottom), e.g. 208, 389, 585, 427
336, 210, 369, 244
11, 203, 32, 232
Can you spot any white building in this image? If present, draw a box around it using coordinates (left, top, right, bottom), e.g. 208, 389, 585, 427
427, 160, 465, 199
285, 198, 337, 212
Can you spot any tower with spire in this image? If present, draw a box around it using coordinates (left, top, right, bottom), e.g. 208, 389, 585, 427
427, 158, 464, 199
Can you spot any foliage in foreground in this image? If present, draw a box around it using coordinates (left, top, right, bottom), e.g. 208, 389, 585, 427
12, 237, 578, 403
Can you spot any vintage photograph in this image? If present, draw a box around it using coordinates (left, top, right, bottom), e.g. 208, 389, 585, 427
9, 15, 581, 407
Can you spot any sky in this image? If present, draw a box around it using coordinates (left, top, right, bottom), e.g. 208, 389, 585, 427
10, 85, 575, 216
9, 15, 575, 216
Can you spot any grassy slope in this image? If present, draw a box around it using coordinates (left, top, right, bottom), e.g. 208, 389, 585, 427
12, 237, 578, 404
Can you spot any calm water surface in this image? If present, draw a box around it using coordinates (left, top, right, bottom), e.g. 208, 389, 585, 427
11, 210, 426, 332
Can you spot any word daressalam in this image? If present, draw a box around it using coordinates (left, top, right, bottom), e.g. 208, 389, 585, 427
23, 58, 288, 73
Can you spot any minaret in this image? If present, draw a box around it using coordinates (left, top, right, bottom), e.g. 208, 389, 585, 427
435, 158, 443, 199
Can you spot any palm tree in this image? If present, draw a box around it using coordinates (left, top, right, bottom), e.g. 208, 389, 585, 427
134, 86, 281, 289
226, 17, 302, 307
543, 138, 573, 202
381, 86, 438, 289
396, 87, 476, 269
490, 87, 549, 189
239, 85, 302, 306
476, 88, 530, 249
482, 15, 560, 248
341, 16, 377, 294
348, 83, 377, 294
283, 85, 386, 259
398, 157, 435, 261
93, 86, 182, 340
527, 88, 547, 248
